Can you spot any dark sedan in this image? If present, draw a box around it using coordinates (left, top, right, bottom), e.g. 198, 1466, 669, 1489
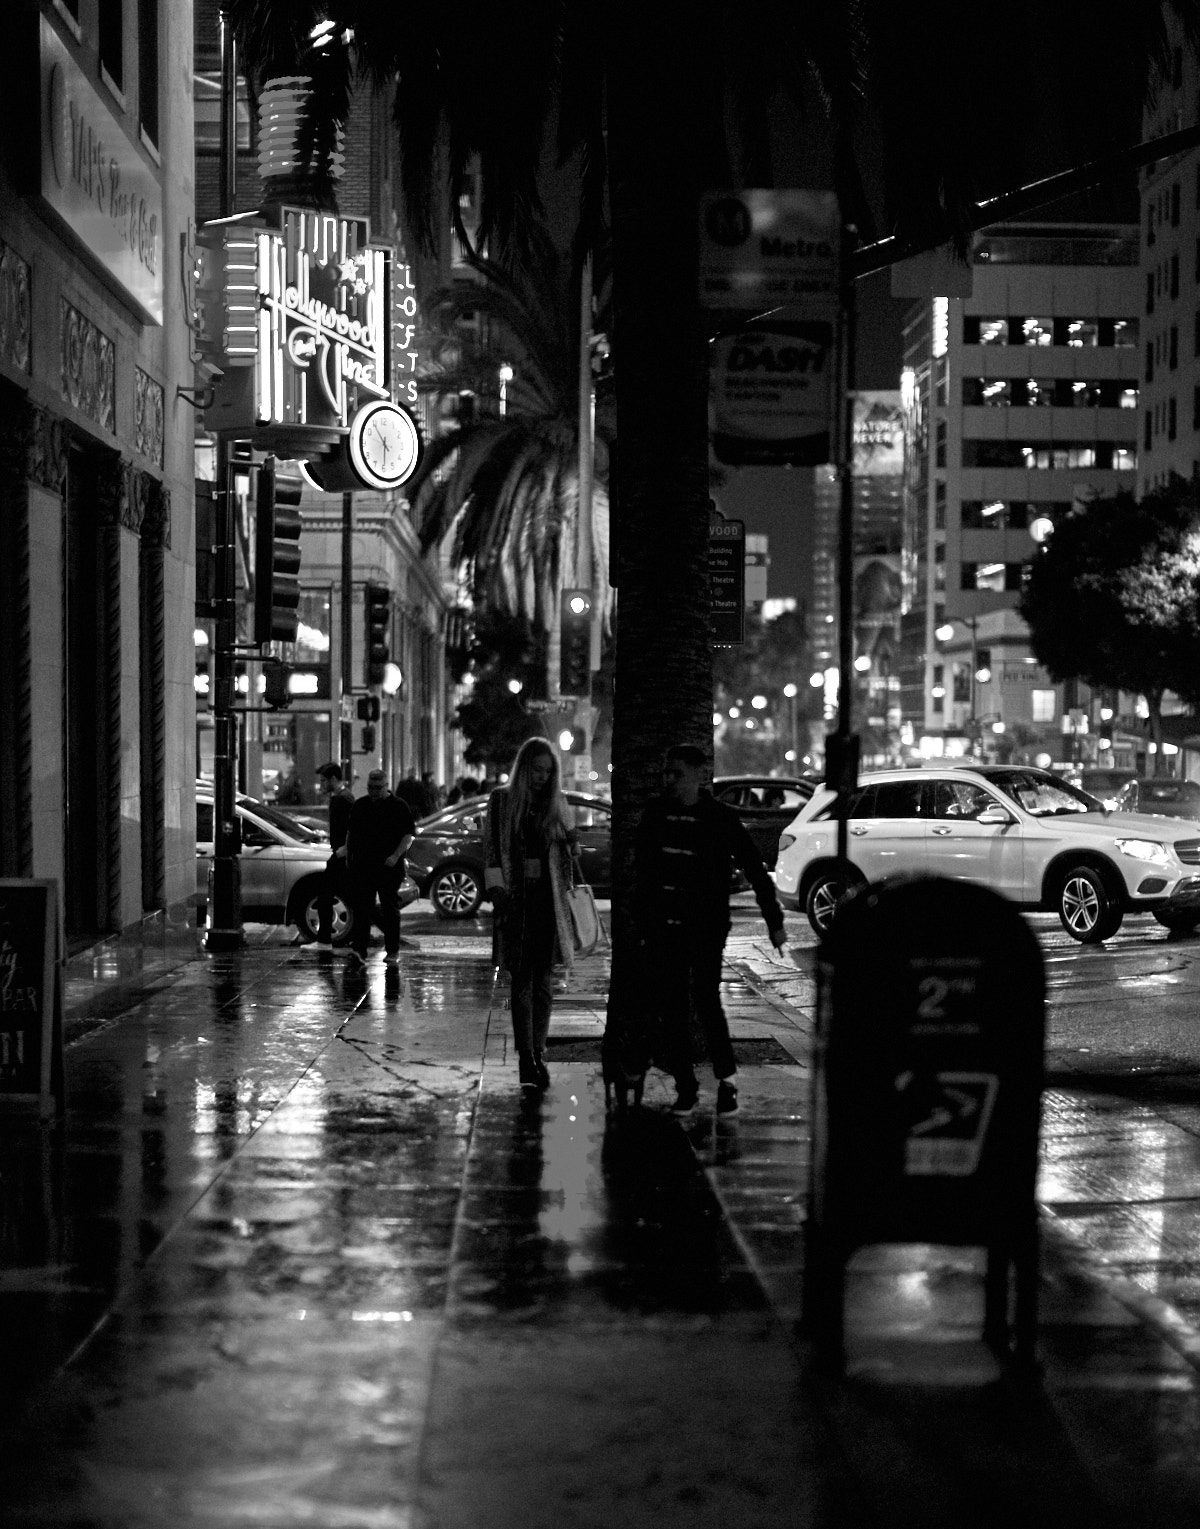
407, 792, 613, 918
711, 775, 818, 868
1114, 777, 1200, 822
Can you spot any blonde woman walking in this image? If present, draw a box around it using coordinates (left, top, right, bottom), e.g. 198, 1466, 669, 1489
484, 738, 580, 1090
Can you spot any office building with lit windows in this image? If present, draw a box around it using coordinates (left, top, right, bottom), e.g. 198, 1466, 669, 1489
899, 222, 1141, 762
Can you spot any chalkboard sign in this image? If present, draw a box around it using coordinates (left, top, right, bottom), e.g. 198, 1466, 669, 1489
0, 879, 64, 1116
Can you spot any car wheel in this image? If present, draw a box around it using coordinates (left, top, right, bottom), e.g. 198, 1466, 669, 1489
292, 880, 354, 945
1057, 865, 1123, 943
429, 863, 484, 919
804, 867, 860, 940
1154, 909, 1200, 935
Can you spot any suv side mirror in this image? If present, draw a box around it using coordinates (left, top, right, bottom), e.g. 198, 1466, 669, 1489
977, 806, 1014, 826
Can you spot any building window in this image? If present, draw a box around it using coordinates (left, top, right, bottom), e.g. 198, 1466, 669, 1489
1032, 689, 1056, 723
1113, 445, 1137, 470
1109, 318, 1136, 347
1194, 385, 1200, 431
935, 419, 946, 468
1172, 254, 1180, 299
138, 0, 158, 146
1173, 181, 1182, 226
1171, 325, 1179, 369
934, 479, 946, 530
977, 317, 1008, 345
99, 0, 123, 91
1169, 396, 1178, 440
1145, 341, 1155, 382
1147, 272, 1155, 314
194, 72, 252, 150
1146, 408, 1154, 449
1020, 317, 1054, 346
1147, 204, 1157, 247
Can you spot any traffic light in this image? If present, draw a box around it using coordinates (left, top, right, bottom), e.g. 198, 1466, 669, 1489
356, 695, 381, 722
263, 661, 293, 710
364, 583, 392, 686
559, 588, 592, 697
360, 724, 376, 752
254, 457, 303, 643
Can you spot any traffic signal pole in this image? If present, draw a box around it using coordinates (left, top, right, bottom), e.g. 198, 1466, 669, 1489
207, 9, 243, 951
340, 491, 353, 778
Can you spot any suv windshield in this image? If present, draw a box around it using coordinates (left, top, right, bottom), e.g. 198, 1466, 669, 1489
978, 769, 1099, 817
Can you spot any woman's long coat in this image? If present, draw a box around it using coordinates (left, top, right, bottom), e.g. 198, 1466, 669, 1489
483, 787, 576, 974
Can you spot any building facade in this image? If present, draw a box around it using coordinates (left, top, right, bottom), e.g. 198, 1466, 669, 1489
191, 2, 455, 807
900, 223, 1142, 766
0, 0, 198, 957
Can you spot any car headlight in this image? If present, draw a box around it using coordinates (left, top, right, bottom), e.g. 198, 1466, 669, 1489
1114, 838, 1170, 865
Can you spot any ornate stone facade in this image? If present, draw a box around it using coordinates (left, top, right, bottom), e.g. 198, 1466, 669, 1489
135, 367, 165, 466
0, 238, 31, 375
61, 298, 116, 434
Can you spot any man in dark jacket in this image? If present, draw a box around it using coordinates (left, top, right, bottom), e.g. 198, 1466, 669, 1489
314, 762, 355, 950
345, 770, 416, 966
635, 744, 788, 1114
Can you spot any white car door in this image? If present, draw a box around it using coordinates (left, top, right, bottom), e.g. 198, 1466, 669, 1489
844, 777, 930, 882
924, 778, 1025, 900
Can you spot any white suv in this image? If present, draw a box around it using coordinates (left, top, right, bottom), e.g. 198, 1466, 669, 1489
773, 765, 1200, 943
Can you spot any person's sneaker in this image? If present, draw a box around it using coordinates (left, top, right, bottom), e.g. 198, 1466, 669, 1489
716, 1081, 739, 1115
670, 1084, 700, 1114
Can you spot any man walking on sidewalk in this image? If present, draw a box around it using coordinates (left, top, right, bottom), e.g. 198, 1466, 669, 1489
635, 744, 788, 1114
345, 769, 416, 967
314, 762, 354, 950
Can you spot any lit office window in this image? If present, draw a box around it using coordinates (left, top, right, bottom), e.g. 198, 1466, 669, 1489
1021, 317, 1054, 346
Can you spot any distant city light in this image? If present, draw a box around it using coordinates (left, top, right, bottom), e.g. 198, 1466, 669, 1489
751, 694, 767, 710
783, 682, 798, 699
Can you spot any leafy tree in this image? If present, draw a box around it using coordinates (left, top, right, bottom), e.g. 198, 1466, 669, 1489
409, 227, 614, 636
1018, 482, 1200, 766
450, 610, 549, 772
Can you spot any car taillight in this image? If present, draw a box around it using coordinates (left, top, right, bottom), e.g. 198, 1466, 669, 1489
779, 834, 796, 852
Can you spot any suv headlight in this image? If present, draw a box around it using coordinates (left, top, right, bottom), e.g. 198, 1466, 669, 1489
1114, 838, 1170, 865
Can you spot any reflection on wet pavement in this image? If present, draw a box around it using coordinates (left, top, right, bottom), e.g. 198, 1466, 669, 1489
4, 915, 1200, 1524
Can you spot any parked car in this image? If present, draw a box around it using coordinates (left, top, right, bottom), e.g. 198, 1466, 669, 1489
1078, 768, 1138, 811
195, 790, 416, 943
407, 792, 613, 918
773, 764, 1200, 942
711, 775, 818, 868
1114, 777, 1200, 822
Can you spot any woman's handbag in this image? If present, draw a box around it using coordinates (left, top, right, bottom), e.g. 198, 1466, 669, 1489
565, 876, 601, 956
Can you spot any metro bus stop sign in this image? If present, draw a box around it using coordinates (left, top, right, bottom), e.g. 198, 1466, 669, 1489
803, 875, 1045, 1373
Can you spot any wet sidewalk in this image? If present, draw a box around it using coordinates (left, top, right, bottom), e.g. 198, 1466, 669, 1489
1, 919, 1198, 1525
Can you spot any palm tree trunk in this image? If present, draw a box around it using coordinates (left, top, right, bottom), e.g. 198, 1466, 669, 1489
604, 23, 715, 1038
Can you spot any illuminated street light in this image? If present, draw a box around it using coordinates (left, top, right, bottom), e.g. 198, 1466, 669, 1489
853, 655, 871, 673
566, 591, 589, 616
713, 711, 723, 726
728, 706, 740, 719
783, 682, 798, 699
507, 678, 523, 694
808, 672, 824, 688
751, 694, 768, 710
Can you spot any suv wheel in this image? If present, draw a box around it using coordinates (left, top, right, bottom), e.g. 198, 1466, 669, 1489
804, 867, 861, 940
294, 881, 354, 945
1057, 865, 1123, 943
429, 863, 484, 919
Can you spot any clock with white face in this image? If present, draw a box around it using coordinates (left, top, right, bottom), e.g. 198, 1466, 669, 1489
347, 401, 422, 490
